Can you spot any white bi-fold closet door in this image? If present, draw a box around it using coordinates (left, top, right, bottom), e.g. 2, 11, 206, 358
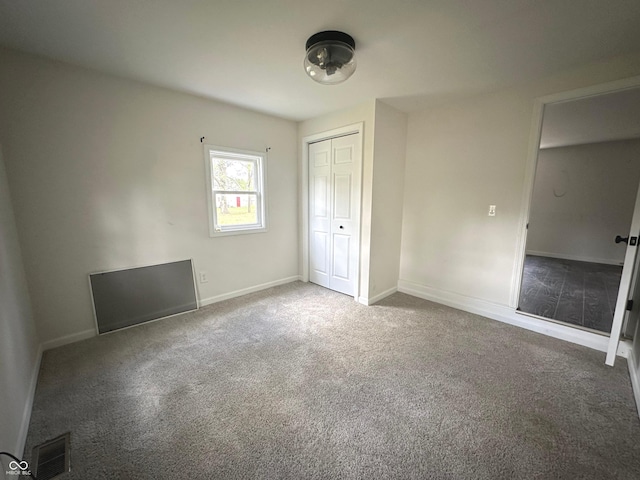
309, 133, 362, 296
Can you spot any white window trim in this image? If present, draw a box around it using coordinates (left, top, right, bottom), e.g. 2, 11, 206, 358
204, 144, 268, 237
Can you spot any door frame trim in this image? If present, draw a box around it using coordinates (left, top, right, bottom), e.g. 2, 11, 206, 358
607, 186, 640, 365
512, 75, 640, 364
301, 122, 364, 301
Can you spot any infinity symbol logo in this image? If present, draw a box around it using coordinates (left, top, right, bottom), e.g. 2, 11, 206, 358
8, 460, 29, 470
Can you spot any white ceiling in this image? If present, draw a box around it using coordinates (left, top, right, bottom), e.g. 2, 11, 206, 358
540, 87, 640, 149
1, 0, 640, 121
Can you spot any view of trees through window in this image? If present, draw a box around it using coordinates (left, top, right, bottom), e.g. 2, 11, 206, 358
212, 157, 258, 227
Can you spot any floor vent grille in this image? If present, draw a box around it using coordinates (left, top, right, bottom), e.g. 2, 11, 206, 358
31, 432, 70, 480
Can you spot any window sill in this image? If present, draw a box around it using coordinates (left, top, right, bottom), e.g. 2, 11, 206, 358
209, 226, 268, 238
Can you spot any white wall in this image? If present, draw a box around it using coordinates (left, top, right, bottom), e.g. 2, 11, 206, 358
0, 146, 40, 473
399, 53, 640, 308
400, 90, 531, 305
369, 101, 407, 301
527, 140, 640, 265
0, 48, 299, 346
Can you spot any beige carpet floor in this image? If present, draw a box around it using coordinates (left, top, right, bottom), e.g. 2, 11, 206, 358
24, 281, 640, 479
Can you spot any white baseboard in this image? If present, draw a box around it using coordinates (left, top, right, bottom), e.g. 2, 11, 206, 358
199, 276, 301, 307
12, 275, 300, 460
41, 329, 96, 352
628, 349, 640, 419
15, 343, 43, 456
359, 286, 397, 306
41, 277, 302, 350
397, 279, 630, 357
526, 250, 623, 266
618, 340, 632, 358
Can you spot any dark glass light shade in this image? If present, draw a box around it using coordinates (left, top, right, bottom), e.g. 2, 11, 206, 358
304, 31, 356, 85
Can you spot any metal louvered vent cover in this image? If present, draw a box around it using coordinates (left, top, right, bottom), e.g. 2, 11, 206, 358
31, 432, 70, 480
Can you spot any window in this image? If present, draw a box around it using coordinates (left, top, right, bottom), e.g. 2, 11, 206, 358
204, 145, 267, 236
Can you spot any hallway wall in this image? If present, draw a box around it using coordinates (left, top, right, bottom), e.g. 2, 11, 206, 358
527, 139, 640, 265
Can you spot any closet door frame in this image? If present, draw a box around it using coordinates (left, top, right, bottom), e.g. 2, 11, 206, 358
301, 122, 364, 301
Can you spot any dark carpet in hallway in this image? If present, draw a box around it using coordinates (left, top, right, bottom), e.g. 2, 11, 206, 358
518, 255, 622, 333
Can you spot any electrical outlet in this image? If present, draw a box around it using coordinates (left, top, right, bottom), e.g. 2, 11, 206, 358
199, 271, 208, 283
488, 205, 496, 217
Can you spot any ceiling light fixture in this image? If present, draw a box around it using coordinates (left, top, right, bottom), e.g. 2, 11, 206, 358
304, 31, 356, 85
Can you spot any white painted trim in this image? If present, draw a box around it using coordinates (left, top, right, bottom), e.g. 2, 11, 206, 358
14, 344, 42, 456
45, 277, 299, 349
619, 340, 632, 358
398, 279, 632, 356
41, 329, 96, 351
199, 276, 301, 307
536, 75, 640, 106
607, 182, 640, 365
526, 250, 623, 266
302, 123, 365, 146
301, 122, 364, 301
203, 144, 268, 237
510, 99, 545, 309
300, 141, 309, 284
513, 75, 640, 364
359, 286, 398, 306
627, 348, 640, 419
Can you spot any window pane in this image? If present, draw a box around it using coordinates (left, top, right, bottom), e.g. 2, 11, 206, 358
215, 194, 259, 227
205, 146, 266, 237
212, 157, 256, 192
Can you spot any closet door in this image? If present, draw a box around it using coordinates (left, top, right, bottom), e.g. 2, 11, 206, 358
309, 139, 332, 289
309, 133, 361, 296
